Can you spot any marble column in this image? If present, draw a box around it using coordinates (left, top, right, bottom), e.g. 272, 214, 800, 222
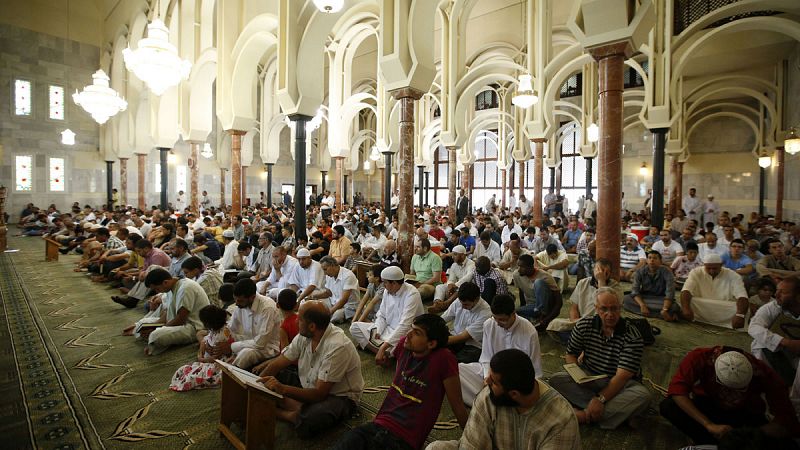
220, 168, 226, 208
344, 174, 349, 205
137, 153, 146, 210
448, 146, 458, 221
290, 114, 312, 240
464, 164, 473, 213
590, 41, 631, 276
321, 171, 328, 194
424, 171, 430, 206
759, 166, 766, 217
418, 166, 425, 211
229, 130, 245, 216
0, 185, 7, 251
501, 169, 507, 209
158, 148, 168, 210
384, 153, 393, 220
532, 139, 545, 226
549, 167, 556, 192
391, 87, 423, 273
675, 161, 683, 215
668, 156, 679, 217
650, 128, 668, 230
241, 166, 248, 208
119, 158, 128, 207
189, 142, 200, 213
106, 160, 114, 209
334, 157, 344, 210
266, 163, 274, 207
585, 157, 594, 199
509, 164, 516, 197
776, 147, 785, 223
380, 168, 385, 205
518, 160, 526, 201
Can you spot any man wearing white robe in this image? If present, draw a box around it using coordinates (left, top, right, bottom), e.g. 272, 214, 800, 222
682, 188, 702, 222
679, 254, 749, 329
258, 246, 299, 299
287, 248, 326, 303
702, 194, 720, 226
459, 293, 542, 405
472, 232, 502, 264
431, 245, 475, 313
226, 279, 282, 368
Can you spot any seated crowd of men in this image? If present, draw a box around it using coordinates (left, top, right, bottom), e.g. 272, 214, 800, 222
18, 195, 800, 449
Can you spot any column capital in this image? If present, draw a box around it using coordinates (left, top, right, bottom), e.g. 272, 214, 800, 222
649, 127, 670, 135
587, 41, 633, 61
105, 160, 115, 164
390, 87, 424, 101
118, 157, 128, 161
531, 138, 547, 144
287, 113, 313, 122
226, 129, 247, 136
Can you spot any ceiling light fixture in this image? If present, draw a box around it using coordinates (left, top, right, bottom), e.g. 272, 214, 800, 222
785, 127, 800, 156
72, 70, 127, 124
639, 162, 649, 176
511, 74, 538, 109
369, 145, 381, 161
587, 123, 599, 143
61, 129, 76, 145
313, 0, 344, 13
122, 18, 191, 96
201, 143, 213, 159
758, 156, 771, 168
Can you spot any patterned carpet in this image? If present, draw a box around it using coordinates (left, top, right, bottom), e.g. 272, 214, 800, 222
1, 233, 754, 449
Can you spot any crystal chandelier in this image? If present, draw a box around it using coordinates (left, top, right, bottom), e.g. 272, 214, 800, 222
758, 155, 771, 168
122, 18, 191, 96
511, 74, 538, 108
72, 70, 127, 124
314, 0, 344, 13
785, 127, 800, 156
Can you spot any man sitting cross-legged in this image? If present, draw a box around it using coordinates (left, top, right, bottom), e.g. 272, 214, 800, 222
257, 301, 364, 438
312, 256, 360, 324
142, 267, 210, 356
679, 253, 749, 329
350, 266, 425, 366
427, 349, 581, 450
549, 287, 651, 429
286, 248, 325, 304
459, 294, 542, 406
514, 253, 562, 330
660, 347, 800, 446
429, 245, 475, 314
622, 250, 678, 320
331, 314, 469, 450
440, 282, 492, 364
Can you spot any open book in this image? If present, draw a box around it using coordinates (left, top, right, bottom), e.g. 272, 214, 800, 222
215, 360, 284, 399
563, 363, 608, 384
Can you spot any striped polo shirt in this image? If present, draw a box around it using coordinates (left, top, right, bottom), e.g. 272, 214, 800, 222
620, 245, 646, 270
566, 315, 643, 377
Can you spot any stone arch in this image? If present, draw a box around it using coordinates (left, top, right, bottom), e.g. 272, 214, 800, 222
186, 49, 217, 141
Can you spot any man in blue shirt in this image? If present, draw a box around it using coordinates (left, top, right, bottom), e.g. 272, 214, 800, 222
721, 238, 755, 287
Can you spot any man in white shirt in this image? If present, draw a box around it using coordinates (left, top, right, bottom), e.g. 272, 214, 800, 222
518, 194, 532, 217
361, 226, 388, 257
748, 277, 800, 384
680, 254, 749, 329
288, 248, 326, 303
697, 232, 728, 262
702, 194, 720, 226
430, 245, 476, 313
441, 282, 492, 364
200, 191, 211, 211
458, 293, 542, 406
651, 229, 685, 266
258, 301, 363, 438
500, 217, 522, 245
222, 279, 282, 368
620, 235, 647, 281
349, 266, 425, 365
175, 190, 186, 212
682, 188, 702, 222
536, 244, 570, 289
321, 190, 335, 219
472, 231, 502, 264
259, 246, 299, 299
582, 193, 597, 220
507, 192, 516, 211
313, 256, 360, 324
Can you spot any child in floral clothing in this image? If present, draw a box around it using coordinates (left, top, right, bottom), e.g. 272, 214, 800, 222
169, 305, 233, 391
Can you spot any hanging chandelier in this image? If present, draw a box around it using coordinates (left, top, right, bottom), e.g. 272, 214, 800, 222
61, 129, 76, 145
785, 127, 800, 156
587, 123, 599, 143
122, 18, 191, 96
201, 143, 213, 159
369, 145, 381, 161
314, 0, 344, 13
511, 74, 538, 109
72, 70, 127, 124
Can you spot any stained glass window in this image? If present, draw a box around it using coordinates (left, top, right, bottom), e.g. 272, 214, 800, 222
15, 155, 32, 191
49, 157, 65, 191
155, 163, 161, 192
49, 85, 64, 120
14, 79, 32, 116
176, 165, 187, 193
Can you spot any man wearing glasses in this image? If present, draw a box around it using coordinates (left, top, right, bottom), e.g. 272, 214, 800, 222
549, 287, 651, 429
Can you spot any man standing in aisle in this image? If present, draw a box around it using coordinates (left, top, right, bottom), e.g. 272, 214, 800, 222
682, 188, 701, 222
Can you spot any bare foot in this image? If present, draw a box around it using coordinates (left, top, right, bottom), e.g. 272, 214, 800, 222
122, 325, 135, 336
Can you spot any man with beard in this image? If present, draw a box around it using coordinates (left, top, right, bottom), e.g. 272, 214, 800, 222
748, 277, 800, 385
428, 349, 580, 450
258, 301, 363, 438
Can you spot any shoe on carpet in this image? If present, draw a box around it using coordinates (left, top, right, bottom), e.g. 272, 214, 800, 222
58, 247, 70, 255
112, 296, 139, 309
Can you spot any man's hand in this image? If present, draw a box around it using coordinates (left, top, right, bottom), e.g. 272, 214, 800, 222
731, 315, 745, 329
585, 398, 605, 422
705, 423, 732, 439
781, 339, 800, 355
375, 347, 389, 366
681, 307, 695, 322
260, 376, 286, 395
661, 309, 677, 322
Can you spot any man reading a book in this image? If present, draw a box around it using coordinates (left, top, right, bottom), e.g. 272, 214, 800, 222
549, 287, 651, 429
258, 301, 363, 438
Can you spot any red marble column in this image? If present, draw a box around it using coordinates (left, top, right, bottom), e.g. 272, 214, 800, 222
776, 147, 785, 222
676, 161, 683, 216
669, 156, 679, 216
590, 41, 631, 277
229, 130, 245, 215
334, 156, 345, 210
518, 160, 526, 201
509, 164, 515, 197
532, 139, 545, 226
391, 87, 423, 273
220, 168, 226, 208
448, 146, 458, 220
241, 166, 248, 207
464, 164, 473, 211
189, 142, 200, 213
137, 153, 146, 211
501, 169, 507, 209
119, 157, 128, 207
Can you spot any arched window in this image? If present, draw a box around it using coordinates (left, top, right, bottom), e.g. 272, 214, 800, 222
558, 124, 597, 215
433, 145, 449, 207
475, 90, 498, 111
471, 131, 501, 209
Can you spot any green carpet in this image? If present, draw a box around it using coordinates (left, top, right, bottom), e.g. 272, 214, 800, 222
1, 233, 754, 449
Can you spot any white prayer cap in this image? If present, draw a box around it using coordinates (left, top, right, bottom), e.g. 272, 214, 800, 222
704, 253, 722, 264
381, 266, 405, 281
296, 248, 311, 258
127, 226, 142, 236
714, 351, 752, 389
451, 245, 467, 254
222, 229, 235, 238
